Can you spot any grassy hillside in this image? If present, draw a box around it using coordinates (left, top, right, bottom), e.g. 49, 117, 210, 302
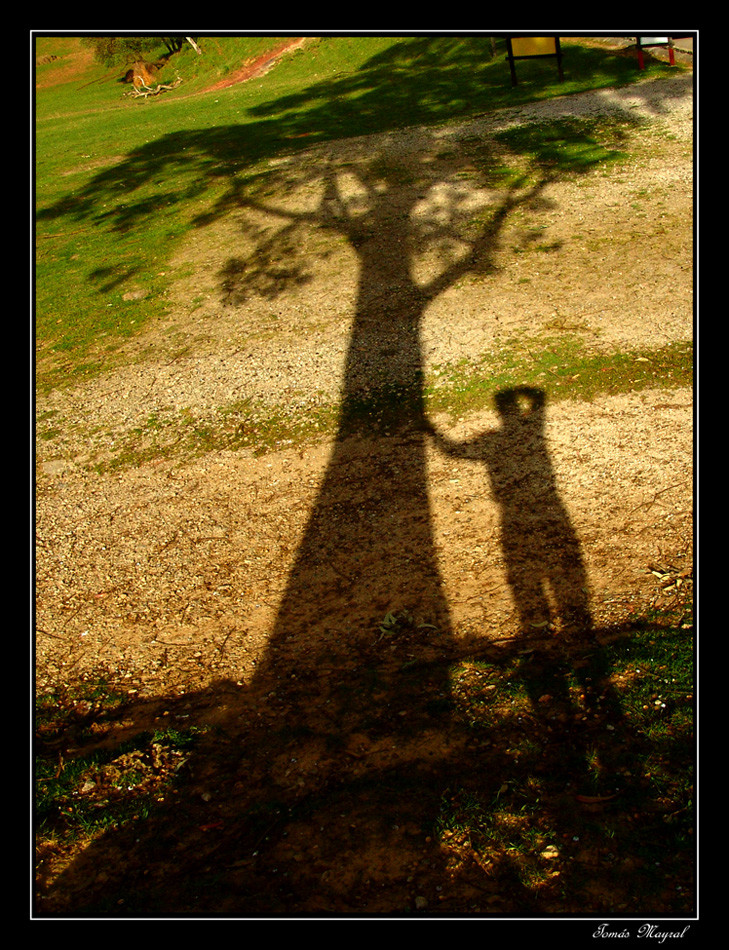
34, 35, 677, 391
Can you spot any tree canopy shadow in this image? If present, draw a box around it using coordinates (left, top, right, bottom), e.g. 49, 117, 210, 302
35, 67, 693, 916
36, 36, 688, 243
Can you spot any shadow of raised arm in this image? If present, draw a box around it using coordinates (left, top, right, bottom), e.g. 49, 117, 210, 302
423, 417, 491, 461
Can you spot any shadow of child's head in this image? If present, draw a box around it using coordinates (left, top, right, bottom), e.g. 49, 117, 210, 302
494, 386, 546, 422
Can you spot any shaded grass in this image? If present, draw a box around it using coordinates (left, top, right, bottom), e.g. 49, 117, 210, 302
35, 680, 203, 844
493, 114, 633, 177
434, 615, 694, 912
34, 608, 694, 915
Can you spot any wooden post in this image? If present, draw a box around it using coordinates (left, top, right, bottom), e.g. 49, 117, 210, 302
506, 38, 518, 85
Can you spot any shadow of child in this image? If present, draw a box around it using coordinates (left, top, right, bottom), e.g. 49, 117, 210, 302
426, 386, 592, 640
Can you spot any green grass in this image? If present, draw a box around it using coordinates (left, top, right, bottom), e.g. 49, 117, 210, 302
35, 679, 203, 844
493, 114, 633, 175
435, 613, 694, 909
428, 336, 693, 419
35, 35, 682, 392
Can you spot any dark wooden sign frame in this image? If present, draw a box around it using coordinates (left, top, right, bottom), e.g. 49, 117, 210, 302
506, 36, 564, 86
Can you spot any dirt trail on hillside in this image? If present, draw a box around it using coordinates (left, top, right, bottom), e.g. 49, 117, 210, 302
202, 37, 309, 92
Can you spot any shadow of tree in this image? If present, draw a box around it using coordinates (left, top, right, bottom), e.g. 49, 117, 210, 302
35, 67, 693, 916
36, 37, 690, 241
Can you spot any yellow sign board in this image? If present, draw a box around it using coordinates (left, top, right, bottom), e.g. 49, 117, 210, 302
510, 37, 558, 58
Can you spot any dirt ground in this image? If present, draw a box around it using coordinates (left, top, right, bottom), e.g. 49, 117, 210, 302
34, 66, 694, 916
